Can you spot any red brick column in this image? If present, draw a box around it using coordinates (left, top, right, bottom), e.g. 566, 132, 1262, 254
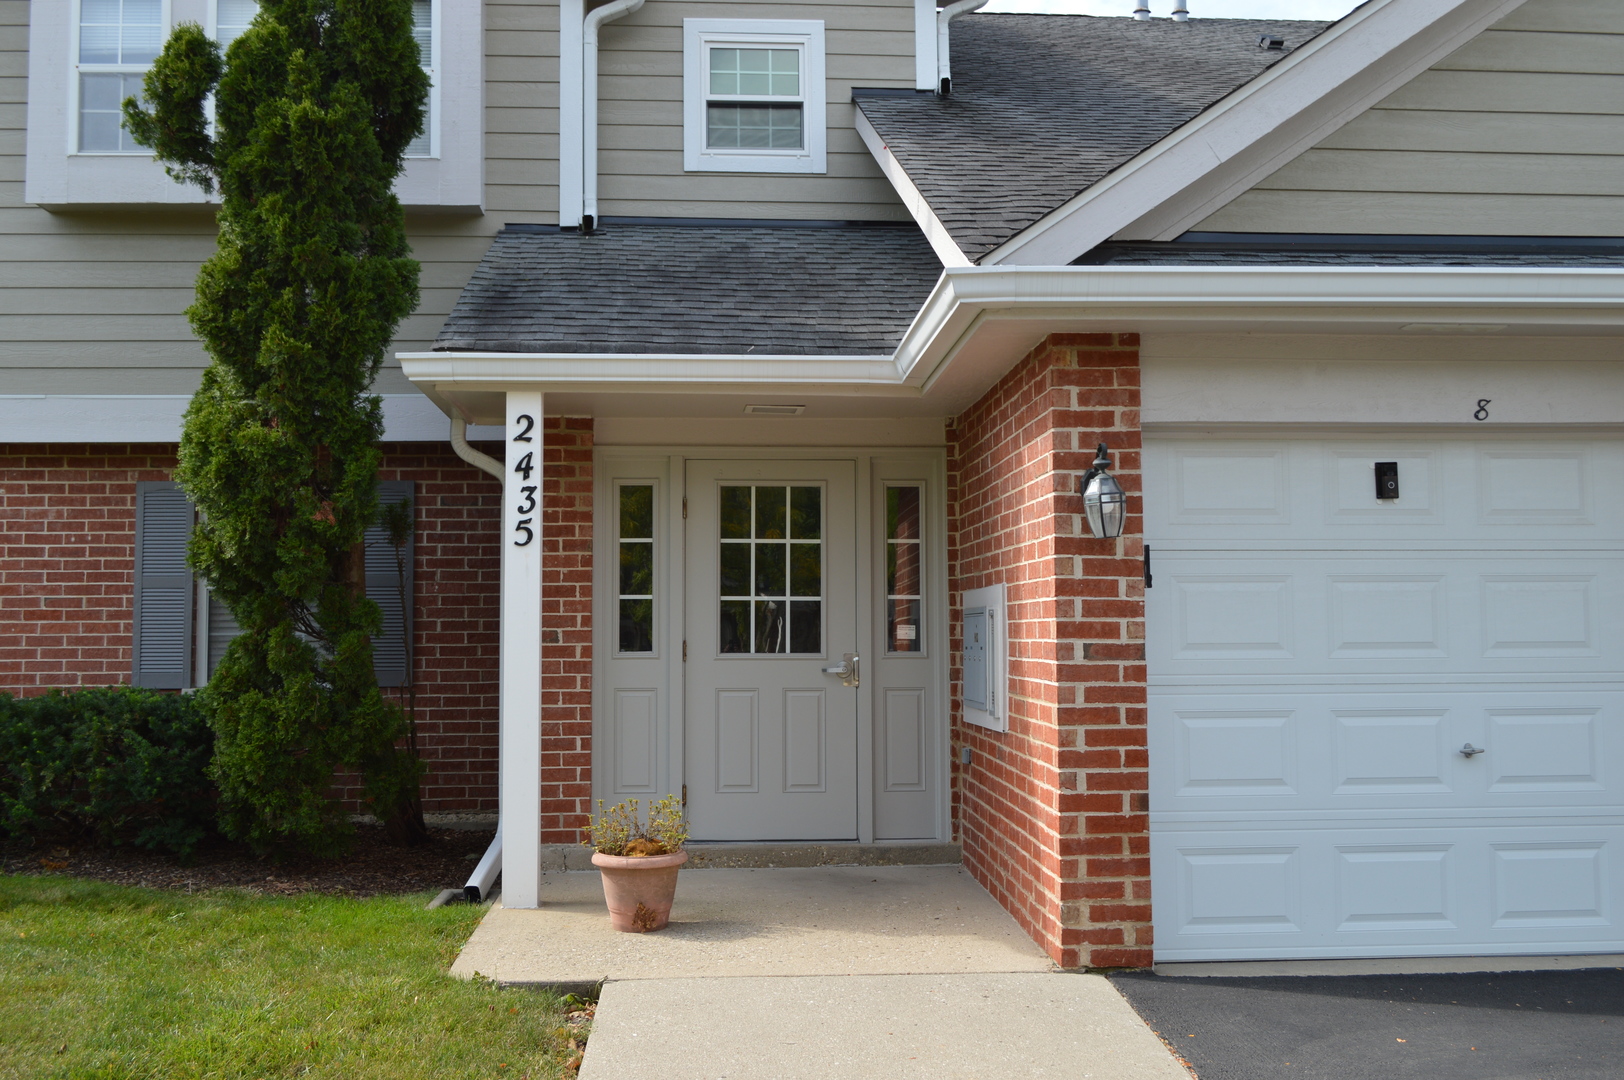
947, 333, 1149, 969
538, 417, 594, 843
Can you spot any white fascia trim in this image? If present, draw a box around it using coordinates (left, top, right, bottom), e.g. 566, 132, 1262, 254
854, 109, 968, 268
398, 352, 910, 392
396, 267, 1624, 412
893, 265, 1624, 389
0, 394, 465, 443
982, 0, 1532, 266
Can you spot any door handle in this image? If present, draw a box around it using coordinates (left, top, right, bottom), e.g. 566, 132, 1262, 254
1460, 743, 1485, 758
822, 653, 860, 688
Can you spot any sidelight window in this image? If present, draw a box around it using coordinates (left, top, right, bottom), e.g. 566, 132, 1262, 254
719, 485, 822, 655
885, 485, 923, 653
618, 484, 655, 653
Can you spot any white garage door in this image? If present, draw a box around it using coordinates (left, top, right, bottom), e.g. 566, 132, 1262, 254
1146, 434, 1624, 961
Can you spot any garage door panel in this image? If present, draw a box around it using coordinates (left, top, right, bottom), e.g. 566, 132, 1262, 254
1146, 438, 1624, 542
1151, 555, 1624, 676
1153, 823, 1624, 961
1152, 689, 1621, 814
1148, 432, 1624, 962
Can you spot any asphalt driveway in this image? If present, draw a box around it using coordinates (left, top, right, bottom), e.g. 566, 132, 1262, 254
1110, 968, 1624, 1080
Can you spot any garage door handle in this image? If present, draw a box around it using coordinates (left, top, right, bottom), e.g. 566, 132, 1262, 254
1459, 743, 1485, 757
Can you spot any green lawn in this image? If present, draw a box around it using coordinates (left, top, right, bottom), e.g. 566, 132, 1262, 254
0, 876, 580, 1080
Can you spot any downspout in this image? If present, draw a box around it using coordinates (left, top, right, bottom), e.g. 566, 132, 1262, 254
450, 416, 505, 901
581, 0, 646, 232
936, 0, 987, 95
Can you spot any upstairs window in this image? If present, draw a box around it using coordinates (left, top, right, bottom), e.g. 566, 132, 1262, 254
209, 0, 436, 156
683, 20, 826, 175
76, 0, 163, 153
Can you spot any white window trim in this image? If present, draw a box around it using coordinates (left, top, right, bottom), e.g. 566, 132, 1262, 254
682, 19, 826, 176
27, 0, 482, 208
71, 0, 173, 156
404, 0, 440, 159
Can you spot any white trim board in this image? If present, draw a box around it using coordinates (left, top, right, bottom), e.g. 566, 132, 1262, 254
854, 108, 969, 268
0, 394, 495, 443
968, 0, 1533, 265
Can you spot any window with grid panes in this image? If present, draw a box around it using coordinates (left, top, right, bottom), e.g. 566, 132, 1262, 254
886, 486, 923, 653
210, 1, 434, 156
76, 0, 162, 153
618, 484, 655, 653
705, 47, 803, 151
718, 485, 822, 655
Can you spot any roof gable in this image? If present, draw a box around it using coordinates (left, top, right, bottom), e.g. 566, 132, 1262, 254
857, 14, 1325, 263
860, 1, 1538, 266
1194, 0, 1624, 237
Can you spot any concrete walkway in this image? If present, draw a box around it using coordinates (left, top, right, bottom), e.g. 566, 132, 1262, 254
451, 865, 1190, 1078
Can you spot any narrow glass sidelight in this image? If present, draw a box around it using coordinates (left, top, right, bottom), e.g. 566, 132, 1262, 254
618, 484, 655, 653
886, 485, 923, 653
720, 484, 822, 654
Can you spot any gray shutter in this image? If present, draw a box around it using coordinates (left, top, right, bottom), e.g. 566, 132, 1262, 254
132, 481, 195, 689
366, 481, 415, 687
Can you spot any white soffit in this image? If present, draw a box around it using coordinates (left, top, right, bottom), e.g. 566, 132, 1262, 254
982, 0, 1532, 266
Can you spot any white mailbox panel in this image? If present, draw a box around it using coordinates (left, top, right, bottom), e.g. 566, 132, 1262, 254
962, 583, 1006, 732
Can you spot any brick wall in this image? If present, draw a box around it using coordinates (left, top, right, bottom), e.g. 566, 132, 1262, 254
946, 333, 1149, 969
0, 444, 177, 690
0, 424, 595, 827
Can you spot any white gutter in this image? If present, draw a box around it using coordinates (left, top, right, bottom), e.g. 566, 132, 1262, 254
935, 0, 987, 94
891, 265, 1624, 392
582, 0, 646, 230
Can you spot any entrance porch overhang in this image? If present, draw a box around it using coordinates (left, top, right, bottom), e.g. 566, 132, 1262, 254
400, 264, 1624, 426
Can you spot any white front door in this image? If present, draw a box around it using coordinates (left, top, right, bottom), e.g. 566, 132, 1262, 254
684, 459, 860, 841
1147, 433, 1624, 961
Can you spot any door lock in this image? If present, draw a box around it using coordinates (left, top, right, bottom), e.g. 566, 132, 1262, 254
822, 653, 860, 688
1459, 743, 1485, 758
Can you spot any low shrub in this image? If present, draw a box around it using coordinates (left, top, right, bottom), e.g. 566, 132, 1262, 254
0, 687, 217, 856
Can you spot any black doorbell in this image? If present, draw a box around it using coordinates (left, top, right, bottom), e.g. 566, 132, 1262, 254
1375, 461, 1399, 500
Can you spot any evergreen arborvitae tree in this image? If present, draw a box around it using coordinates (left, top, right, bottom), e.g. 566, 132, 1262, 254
125, 0, 430, 855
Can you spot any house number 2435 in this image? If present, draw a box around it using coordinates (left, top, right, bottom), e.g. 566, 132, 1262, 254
512, 413, 536, 546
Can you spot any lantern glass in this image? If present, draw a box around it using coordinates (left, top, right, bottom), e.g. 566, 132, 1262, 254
1083, 473, 1125, 539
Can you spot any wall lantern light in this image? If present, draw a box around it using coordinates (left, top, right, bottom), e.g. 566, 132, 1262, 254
1079, 442, 1126, 540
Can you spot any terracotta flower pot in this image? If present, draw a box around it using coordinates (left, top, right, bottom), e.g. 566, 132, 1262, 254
591, 849, 688, 932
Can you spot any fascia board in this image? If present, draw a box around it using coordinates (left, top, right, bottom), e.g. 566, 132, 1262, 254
399, 266, 1624, 408
397, 351, 912, 393
854, 108, 971, 268
982, 0, 1531, 267
896, 264, 1624, 391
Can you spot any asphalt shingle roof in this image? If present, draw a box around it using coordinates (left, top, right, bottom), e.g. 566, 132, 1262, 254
857, 15, 1329, 262
433, 222, 943, 355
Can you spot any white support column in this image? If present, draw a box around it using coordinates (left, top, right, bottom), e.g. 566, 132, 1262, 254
559, 0, 585, 228
501, 391, 545, 907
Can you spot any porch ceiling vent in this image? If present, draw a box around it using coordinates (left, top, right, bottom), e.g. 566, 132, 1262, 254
743, 404, 807, 415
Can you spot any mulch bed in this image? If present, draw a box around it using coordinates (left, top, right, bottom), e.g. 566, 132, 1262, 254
1, 826, 499, 898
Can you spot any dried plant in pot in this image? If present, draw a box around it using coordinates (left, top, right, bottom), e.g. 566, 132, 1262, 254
582, 796, 690, 932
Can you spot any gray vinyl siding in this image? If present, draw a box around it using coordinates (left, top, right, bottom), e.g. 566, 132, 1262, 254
0, 0, 910, 401
1196, 0, 1624, 236
594, 0, 914, 220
